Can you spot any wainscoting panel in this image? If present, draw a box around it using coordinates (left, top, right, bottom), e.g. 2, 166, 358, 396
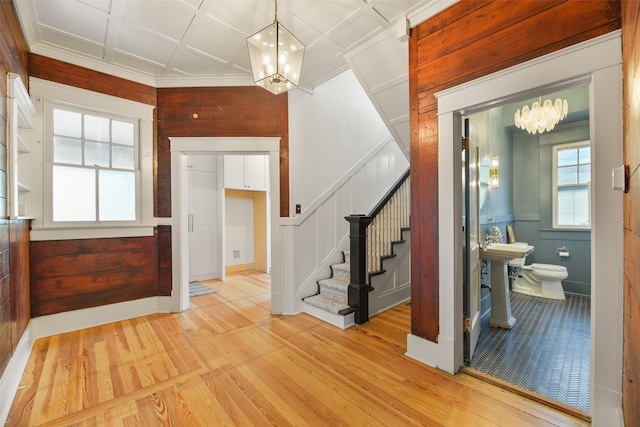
281, 138, 409, 314
514, 220, 591, 295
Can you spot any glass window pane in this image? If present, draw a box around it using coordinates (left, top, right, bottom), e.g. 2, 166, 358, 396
85, 142, 110, 167
557, 147, 577, 167
579, 164, 591, 184
99, 170, 136, 221
112, 146, 134, 170
84, 115, 110, 142
557, 166, 577, 185
53, 166, 95, 221
54, 109, 82, 138
557, 186, 589, 226
579, 146, 591, 165
112, 121, 134, 146
54, 136, 82, 165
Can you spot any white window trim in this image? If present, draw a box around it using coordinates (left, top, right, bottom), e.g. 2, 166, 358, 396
28, 77, 155, 241
552, 140, 591, 229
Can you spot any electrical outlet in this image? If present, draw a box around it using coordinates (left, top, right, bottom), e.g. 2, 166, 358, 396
233, 250, 240, 259
295, 204, 301, 214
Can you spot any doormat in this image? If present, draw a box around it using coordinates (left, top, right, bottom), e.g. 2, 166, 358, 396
189, 281, 217, 298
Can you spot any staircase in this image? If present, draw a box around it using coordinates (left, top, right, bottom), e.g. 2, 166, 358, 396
303, 169, 411, 329
302, 251, 356, 329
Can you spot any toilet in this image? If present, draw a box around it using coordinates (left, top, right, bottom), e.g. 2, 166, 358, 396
508, 244, 567, 300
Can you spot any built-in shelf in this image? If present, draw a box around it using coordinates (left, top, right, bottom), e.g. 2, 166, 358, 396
17, 134, 31, 154
17, 183, 31, 194
7, 73, 37, 219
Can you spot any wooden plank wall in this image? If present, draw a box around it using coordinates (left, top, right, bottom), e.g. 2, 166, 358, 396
621, 1, 640, 424
9, 220, 29, 348
0, 1, 30, 379
27, 55, 167, 313
30, 234, 160, 317
156, 86, 289, 218
409, 0, 621, 341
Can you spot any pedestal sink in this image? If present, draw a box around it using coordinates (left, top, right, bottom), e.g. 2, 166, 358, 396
480, 242, 534, 329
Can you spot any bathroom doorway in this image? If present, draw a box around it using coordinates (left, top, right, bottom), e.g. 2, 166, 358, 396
462, 85, 592, 414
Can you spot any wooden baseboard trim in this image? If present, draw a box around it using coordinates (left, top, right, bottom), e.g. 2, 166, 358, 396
459, 366, 591, 422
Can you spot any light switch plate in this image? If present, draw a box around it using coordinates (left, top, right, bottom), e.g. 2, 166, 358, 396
612, 165, 626, 192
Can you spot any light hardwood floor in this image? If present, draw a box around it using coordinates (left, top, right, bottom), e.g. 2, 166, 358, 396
7, 271, 589, 426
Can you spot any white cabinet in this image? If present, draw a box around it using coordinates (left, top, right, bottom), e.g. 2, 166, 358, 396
7, 73, 37, 218
224, 154, 268, 191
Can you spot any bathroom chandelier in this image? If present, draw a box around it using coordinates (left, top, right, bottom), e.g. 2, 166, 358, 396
246, 0, 305, 95
514, 97, 569, 135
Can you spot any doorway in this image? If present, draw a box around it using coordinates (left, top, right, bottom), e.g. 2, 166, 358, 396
462, 85, 592, 413
421, 32, 623, 423
169, 137, 281, 314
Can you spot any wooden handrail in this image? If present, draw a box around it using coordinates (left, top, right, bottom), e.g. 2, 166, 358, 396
345, 167, 411, 324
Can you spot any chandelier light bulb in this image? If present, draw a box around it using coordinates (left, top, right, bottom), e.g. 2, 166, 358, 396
514, 97, 568, 134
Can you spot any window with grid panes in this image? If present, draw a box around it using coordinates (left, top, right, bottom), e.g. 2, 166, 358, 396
51, 106, 138, 223
553, 141, 591, 229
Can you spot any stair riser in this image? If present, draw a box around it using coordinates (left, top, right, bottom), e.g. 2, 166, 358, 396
331, 263, 350, 282
318, 282, 347, 300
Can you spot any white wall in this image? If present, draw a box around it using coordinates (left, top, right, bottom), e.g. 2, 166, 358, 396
225, 198, 254, 266
288, 69, 393, 216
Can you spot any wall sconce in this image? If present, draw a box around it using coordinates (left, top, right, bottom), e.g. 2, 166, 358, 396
490, 156, 499, 188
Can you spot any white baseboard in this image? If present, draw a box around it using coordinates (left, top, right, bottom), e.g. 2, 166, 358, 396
0, 322, 36, 426
303, 302, 354, 329
0, 296, 172, 425
406, 333, 439, 368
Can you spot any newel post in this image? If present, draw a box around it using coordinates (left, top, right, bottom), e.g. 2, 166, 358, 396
345, 214, 373, 324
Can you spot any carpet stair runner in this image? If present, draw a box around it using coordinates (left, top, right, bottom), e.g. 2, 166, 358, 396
303, 251, 354, 317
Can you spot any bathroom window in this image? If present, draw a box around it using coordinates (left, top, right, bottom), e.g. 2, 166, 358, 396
552, 141, 591, 229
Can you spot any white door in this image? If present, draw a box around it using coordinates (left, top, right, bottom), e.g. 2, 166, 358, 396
189, 161, 218, 282
463, 119, 481, 363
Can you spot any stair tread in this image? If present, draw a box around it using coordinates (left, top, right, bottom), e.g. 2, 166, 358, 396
304, 294, 350, 314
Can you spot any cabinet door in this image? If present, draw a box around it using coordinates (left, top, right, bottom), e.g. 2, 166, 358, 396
244, 155, 268, 191
224, 155, 245, 189
189, 169, 218, 281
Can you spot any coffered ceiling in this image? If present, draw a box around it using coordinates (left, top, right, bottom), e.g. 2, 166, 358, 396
14, 0, 454, 90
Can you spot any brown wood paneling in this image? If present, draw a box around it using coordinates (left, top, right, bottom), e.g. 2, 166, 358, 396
29, 54, 157, 106
410, 0, 621, 342
157, 225, 172, 296
156, 86, 289, 218
30, 232, 160, 317
621, 1, 640, 425
9, 219, 30, 349
0, 0, 29, 381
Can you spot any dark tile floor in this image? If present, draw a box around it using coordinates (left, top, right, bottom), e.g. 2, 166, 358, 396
469, 292, 590, 413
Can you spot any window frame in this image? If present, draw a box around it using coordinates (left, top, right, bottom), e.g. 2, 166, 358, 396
29, 78, 155, 241
47, 103, 141, 226
552, 140, 591, 230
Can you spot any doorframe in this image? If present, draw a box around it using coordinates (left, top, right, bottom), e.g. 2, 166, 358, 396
406, 31, 623, 423
169, 137, 281, 313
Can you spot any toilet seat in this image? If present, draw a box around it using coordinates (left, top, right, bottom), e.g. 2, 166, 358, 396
531, 263, 567, 273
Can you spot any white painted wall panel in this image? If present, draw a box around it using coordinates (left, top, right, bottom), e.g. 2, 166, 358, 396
319, 196, 336, 264
288, 69, 391, 215
297, 212, 318, 284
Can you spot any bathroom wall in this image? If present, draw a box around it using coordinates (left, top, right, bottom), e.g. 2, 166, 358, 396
471, 85, 592, 296
509, 85, 591, 295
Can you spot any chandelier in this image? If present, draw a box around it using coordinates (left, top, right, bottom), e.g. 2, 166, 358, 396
246, 0, 305, 95
514, 97, 569, 134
